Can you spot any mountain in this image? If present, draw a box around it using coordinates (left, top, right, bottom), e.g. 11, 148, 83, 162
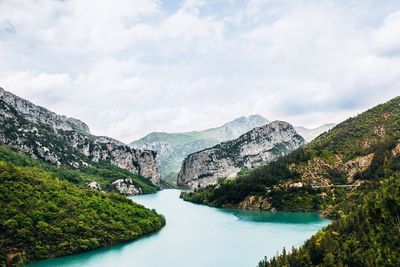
0, 87, 160, 191
182, 96, 400, 266
0, 149, 165, 266
181, 96, 400, 211
177, 121, 305, 189
130, 115, 269, 182
130, 114, 333, 183
295, 123, 336, 142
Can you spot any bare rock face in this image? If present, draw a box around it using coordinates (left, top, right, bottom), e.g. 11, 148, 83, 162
130, 115, 270, 181
238, 195, 272, 210
177, 121, 305, 189
0, 87, 160, 186
344, 153, 374, 183
87, 181, 102, 191
112, 179, 142, 195
392, 143, 400, 157
0, 87, 89, 133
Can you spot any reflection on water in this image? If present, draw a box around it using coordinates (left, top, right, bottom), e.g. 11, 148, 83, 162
225, 209, 324, 224
28, 190, 330, 267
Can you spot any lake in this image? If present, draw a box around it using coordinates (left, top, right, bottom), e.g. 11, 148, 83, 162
28, 189, 330, 267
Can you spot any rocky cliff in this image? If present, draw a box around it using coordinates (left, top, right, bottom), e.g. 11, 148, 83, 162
0, 87, 160, 185
131, 115, 333, 182
0, 88, 89, 134
131, 115, 270, 182
177, 121, 305, 189
181, 96, 400, 212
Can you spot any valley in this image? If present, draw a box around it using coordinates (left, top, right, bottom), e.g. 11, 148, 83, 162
1, 2, 399, 266
27, 190, 329, 267
0, 88, 398, 266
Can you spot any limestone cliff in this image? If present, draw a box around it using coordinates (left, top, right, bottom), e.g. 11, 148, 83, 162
0, 87, 160, 186
177, 121, 305, 189
131, 115, 269, 181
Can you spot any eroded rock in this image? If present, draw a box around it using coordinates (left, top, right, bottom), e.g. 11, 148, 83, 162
177, 121, 305, 189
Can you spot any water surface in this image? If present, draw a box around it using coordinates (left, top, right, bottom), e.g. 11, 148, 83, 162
28, 189, 330, 267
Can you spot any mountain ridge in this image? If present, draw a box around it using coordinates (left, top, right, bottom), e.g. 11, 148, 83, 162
177, 120, 305, 189
181, 96, 400, 211
0, 87, 161, 189
130, 114, 270, 182
131, 114, 334, 182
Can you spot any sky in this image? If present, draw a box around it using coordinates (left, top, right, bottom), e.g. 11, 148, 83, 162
0, 0, 399, 143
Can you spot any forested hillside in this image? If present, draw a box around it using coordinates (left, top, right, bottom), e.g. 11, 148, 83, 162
259, 175, 400, 266
0, 146, 158, 194
0, 151, 165, 266
182, 97, 400, 211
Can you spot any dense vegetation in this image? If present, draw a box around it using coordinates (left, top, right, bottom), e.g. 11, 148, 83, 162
0, 159, 165, 266
181, 148, 346, 211
0, 145, 158, 194
181, 97, 400, 211
259, 175, 400, 267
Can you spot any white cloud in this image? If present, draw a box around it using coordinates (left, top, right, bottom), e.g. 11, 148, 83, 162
0, 0, 399, 143
370, 10, 400, 56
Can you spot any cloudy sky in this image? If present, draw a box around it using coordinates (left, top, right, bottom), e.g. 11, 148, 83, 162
1, 0, 399, 143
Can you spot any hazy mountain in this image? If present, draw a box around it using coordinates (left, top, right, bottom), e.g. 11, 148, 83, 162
130, 115, 269, 182
177, 121, 305, 189
295, 123, 336, 142
130, 114, 333, 183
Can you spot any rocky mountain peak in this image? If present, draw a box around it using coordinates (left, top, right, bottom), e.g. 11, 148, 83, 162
218, 114, 269, 140
177, 120, 305, 189
0, 87, 90, 134
130, 114, 270, 181
0, 87, 161, 186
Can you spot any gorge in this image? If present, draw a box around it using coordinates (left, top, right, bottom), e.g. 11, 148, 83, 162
27, 190, 330, 267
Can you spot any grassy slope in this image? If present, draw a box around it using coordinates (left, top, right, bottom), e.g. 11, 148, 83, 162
0, 159, 165, 266
181, 97, 400, 211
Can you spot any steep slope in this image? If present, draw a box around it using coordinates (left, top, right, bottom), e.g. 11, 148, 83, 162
0, 159, 165, 266
177, 121, 305, 189
130, 115, 269, 181
0, 88, 160, 188
131, 114, 333, 183
259, 175, 400, 267
182, 96, 400, 211
0, 145, 158, 194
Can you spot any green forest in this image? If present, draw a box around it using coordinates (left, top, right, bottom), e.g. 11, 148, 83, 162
0, 155, 165, 266
259, 175, 400, 267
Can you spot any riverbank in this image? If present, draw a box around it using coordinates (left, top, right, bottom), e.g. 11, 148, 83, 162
28, 189, 329, 267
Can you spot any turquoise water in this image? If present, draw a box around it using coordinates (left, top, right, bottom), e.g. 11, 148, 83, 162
28, 189, 330, 267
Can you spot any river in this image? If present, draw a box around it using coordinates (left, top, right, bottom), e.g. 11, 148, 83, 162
28, 189, 330, 267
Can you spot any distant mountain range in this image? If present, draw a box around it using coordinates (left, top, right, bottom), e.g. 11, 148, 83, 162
130, 115, 334, 182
